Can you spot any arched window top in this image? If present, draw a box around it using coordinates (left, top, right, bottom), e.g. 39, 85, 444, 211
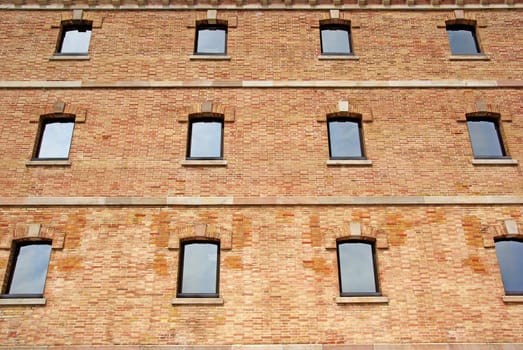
445, 18, 477, 27
188, 112, 224, 121
466, 111, 501, 120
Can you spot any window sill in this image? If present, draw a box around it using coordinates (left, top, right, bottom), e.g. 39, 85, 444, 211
171, 297, 224, 305
189, 55, 231, 61
0, 298, 46, 305
449, 54, 490, 61
26, 160, 71, 167
471, 159, 518, 166
502, 295, 523, 303
49, 55, 90, 61
326, 159, 372, 166
336, 296, 389, 304
318, 55, 359, 60
182, 159, 228, 167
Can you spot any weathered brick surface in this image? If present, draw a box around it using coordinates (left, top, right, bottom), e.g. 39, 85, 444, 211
0, 4, 522, 348
0, 206, 522, 346
0, 10, 521, 81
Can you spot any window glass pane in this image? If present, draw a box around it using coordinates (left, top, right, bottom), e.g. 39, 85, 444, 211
189, 121, 222, 158
181, 243, 218, 295
495, 240, 523, 294
60, 28, 91, 54
338, 242, 377, 294
328, 120, 362, 158
447, 26, 479, 55
321, 28, 351, 54
8, 243, 52, 295
37, 121, 74, 159
467, 120, 504, 158
196, 28, 226, 54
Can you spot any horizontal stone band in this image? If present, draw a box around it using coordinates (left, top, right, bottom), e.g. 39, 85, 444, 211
0, 196, 522, 207
0, 80, 522, 89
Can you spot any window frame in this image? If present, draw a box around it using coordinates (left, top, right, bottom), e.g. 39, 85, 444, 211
336, 239, 381, 297
55, 19, 93, 56
327, 116, 366, 160
32, 114, 76, 161
186, 114, 225, 160
446, 22, 481, 56
320, 23, 353, 56
494, 238, 523, 296
177, 239, 220, 298
466, 115, 508, 159
1, 239, 52, 299
194, 22, 228, 56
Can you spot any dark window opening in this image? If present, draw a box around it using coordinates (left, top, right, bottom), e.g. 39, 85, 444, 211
466, 117, 506, 159
320, 24, 352, 55
195, 24, 227, 55
177, 240, 220, 298
327, 117, 365, 159
495, 239, 523, 295
33, 117, 75, 160
1, 241, 52, 298
446, 24, 480, 55
56, 21, 92, 55
337, 240, 380, 296
187, 117, 224, 160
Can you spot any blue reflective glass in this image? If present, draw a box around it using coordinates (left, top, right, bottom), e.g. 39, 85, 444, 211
37, 120, 75, 159
447, 25, 480, 55
8, 243, 52, 295
188, 120, 223, 159
338, 242, 377, 294
495, 240, 523, 294
467, 119, 505, 158
180, 243, 218, 295
321, 28, 351, 54
328, 120, 363, 158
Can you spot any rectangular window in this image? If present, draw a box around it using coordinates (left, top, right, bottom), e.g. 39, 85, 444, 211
320, 25, 352, 55
466, 118, 506, 158
195, 24, 227, 55
447, 24, 481, 55
187, 118, 224, 160
495, 239, 523, 295
2, 241, 52, 298
177, 241, 219, 298
56, 21, 92, 55
337, 240, 380, 296
328, 118, 365, 159
34, 117, 75, 160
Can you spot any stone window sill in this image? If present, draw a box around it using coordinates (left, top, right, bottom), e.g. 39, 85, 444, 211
182, 159, 228, 167
171, 297, 224, 305
318, 55, 359, 60
26, 160, 71, 167
449, 54, 490, 61
189, 55, 231, 61
503, 295, 523, 303
326, 159, 372, 166
471, 159, 518, 166
49, 55, 90, 61
336, 296, 389, 304
0, 298, 46, 305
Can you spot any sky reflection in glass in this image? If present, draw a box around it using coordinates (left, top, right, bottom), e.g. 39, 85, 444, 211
8, 243, 52, 295
61, 29, 91, 54
447, 26, 480, 55
467, 120, 504, 158
181, 243, 218, 295
495, 240, 523, 294
328, 120, 362, 158
196, 28, 226, 54
338, 242, 377, 294
321, 28, 351, 54
189, 121, 222, 158
37, 121, 74, 159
